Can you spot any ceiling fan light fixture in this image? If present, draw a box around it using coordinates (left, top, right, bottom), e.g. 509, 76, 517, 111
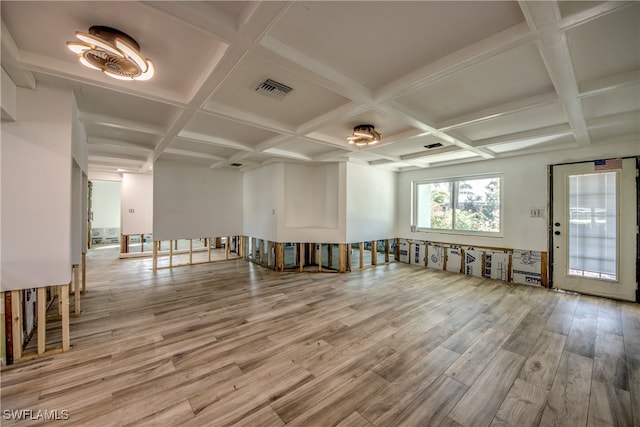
67, 26, 155, 81
347, 124, 381, 145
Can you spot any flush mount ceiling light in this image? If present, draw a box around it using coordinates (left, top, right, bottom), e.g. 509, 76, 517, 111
347, 124, 382, 146
66, 26, 155, 81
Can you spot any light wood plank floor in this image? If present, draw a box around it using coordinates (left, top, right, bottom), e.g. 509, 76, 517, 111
1, 247, 639, 426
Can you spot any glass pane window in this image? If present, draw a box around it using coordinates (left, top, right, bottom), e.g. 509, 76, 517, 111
414, 176, 501, 234
568, 172, 617, 281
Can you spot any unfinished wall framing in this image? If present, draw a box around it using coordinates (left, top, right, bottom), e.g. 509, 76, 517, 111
151, 236, 244, 271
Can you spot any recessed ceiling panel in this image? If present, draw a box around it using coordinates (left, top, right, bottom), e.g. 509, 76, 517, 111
557, 1, 605, 18
276, 139, 341, 158
371, 134, 447, 157
487, 134, 576, 153
84, 123, 161, 148
1, 1, 226, 97
268, 1, 524, 89
396, 43, 554, 123
206, 54, 350, 127
168, 139, 239, 159
566, 4, 640, 84
158, 153, 215, 167
311, 109, 417, 148
183, 112, 280, 148
581, 85, 640, 120
588, 121, 640, 142
455, 102, 568, 142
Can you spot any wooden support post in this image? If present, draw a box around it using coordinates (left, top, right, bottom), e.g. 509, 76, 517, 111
318, 244, 323, 272
141, 234, 145, 253
385, 239, 390, 263
359, 242, 365, 270
299, 243, 305, 272
327, 244, 333, 268
169, 240, 173, 268
11, 290, 22, 361
371, 241, 377, 265
338, 243, 347, 273
152, 240, 158, 271
60, 284, 70, 352
215, 237, 222, 248
82, 252, 87, 294
37, 287, 46, 355
208, 237, 212, 262
189, 239, 193, 265
541, 251, 549, 288
395, 238, 400, 260
225, 236, 231, 260
242, 236, 248, 259
73, 265, 80, 315
174, 239, 178, 250
275, 242, 284, 272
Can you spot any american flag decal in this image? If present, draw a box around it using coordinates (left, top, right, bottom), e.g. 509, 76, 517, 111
594, 158, 622, 170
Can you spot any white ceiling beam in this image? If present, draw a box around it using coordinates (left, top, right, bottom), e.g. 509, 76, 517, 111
312, 149, 351, 162
164, 148, 226, 161
376, 101, 495, 159
375, 22, 536, 102
80, 113, 166, 136
255, 134, 294, 152
202, 102, 296, 135
262, 148, 311, 161
296, 102, 369, 135
473, 122, 573, 147
1, 19, 36, 89
558, 1, 635, 31
177, 130, 254, 151
519, 1, 590, 146
399, 145, 461, 162
578, 69, 640, 98
586, 111, 640, 129
89, 155, 147, 165
87, 137, 154, 153
438, 91, 559, 131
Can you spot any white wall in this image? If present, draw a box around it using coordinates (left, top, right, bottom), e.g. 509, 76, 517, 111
92, 180, 121, 229
153, 160, 243, 240
1, 67, 17, 121
243, 163, 282, 242
346, 163, 397, 243
71, 162, 83, 264
397, 139, 640, 251
1, 85, 73, 291
122, 173, 153, 236
279, 163, 346, 242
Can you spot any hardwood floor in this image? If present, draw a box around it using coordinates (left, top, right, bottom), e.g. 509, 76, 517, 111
1, 247, 639, 426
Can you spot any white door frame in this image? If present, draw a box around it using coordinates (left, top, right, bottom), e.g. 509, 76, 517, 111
549, 156, 639, 302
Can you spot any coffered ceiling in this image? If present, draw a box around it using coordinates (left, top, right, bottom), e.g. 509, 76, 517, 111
2, 1, 638, 174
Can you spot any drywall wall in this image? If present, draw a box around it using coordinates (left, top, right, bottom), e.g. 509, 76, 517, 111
243, 163, 282, 242
122, 173, 153, 236
92, 180, 121, 229
346, 162, 397, 243
71, 94, 88, 174
279, 163, 346, 243
1, 85, 73, 291
153, 160, 243, 240
71, 162, 83, 265
88, 171, 122, 182
1, 68, 17, 121
397, 139, 640, 251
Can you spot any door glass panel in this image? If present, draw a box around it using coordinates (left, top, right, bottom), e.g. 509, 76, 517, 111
567, 172, 617, 281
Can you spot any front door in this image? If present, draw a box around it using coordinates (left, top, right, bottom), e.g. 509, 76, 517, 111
551, 157, 637, 301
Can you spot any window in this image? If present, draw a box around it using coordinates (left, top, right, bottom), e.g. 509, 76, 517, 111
414, 175, 502, 234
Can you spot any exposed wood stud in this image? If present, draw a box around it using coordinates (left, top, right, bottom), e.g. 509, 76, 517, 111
73, 265, 80, 315
152, 240, 158, 271
359, 242, 365, 270
385, 239, 390, 263
225, 236, 231, 260
81, 252, 87, 294
338, 243, 347, 273
60, 284, 70, 352
189, 239, 193, 265
327, 244, 333, 268
299, 243, 305, 272
371, 241, 377, 265
275, 242, 285, 272
11, 290, 22, 361
541, 252, 549, 288
4, 292, 14, 364
169, 240, 173, 268
318, 244, 322, 272
141, 234, 145, 253
208, 237, 212, 262
215, 237, 222, 248
37, 287, 46, 355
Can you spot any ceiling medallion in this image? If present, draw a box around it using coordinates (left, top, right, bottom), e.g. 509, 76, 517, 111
347, 124, 382, 146
66, 26, 155, 81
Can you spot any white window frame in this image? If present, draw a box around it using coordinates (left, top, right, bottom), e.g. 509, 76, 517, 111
412, 174, 504, 237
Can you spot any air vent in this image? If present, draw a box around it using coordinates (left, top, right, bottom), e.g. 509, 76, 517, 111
230, 163, 242, 167
255, 78, 293, 99
424, 142, 443, 149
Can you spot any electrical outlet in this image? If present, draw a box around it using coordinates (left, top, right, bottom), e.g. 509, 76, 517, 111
129, 208, 135, 214
530, 208, 543, 217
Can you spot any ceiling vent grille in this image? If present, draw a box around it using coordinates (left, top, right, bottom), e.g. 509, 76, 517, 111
255, 78, 293, 99
424, 142, 444, 149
